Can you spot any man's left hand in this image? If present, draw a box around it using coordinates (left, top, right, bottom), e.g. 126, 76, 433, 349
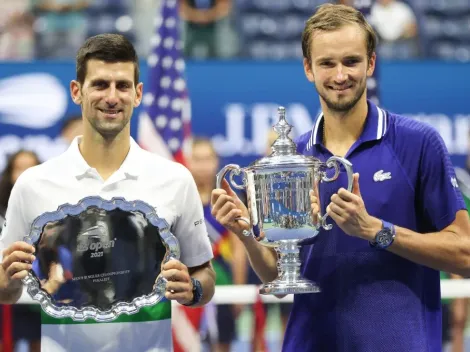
160, 259, 193, 305
326, 173, 382, 241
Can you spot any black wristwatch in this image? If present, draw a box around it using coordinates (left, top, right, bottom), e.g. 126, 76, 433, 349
182, 278, 203, 306
369, 220, 396, 249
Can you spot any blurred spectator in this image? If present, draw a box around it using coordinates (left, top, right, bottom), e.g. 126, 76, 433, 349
455, 130, 470, 209
49, 115, 84, 157
133, 0, 161, 57
180, 0, 239, 59
186, 137, 246, 352
447, 130, 470, 352
441, 273, 468, 352
0, 0, 34, 60
60, 115, 83, 145
33, 0, 89, 59
0, 150, 41, 352
369, 0, 420, 59
0, 150, 41, 219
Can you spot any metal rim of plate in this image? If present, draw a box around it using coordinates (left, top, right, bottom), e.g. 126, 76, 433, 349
259, 279, 321, 295
22, 196, 180, 322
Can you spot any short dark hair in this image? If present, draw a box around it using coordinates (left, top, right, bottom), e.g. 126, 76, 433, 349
302, 4, 377, 65
60, 115, 82, 134
76, 33, 139, 86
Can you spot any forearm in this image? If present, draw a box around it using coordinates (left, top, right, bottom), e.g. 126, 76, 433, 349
402, 23, 417, 39
241, 236, 278, 284
189, 262, 215, 307
179, 0, 231, 22
362, 214, 470, 276
207, 0, 231, 21
179, 1, 203, 21
73, 1, 89, 11
42, 280, 62, 295
230, 233, 247, 285
0, 268, 22, 304
388, 228, 470, 276
35, 1, 60, 12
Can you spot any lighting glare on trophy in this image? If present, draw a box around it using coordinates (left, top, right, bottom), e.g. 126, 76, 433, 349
216, 107, 354, 295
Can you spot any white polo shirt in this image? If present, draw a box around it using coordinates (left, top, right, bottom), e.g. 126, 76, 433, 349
0, 136, 213, 352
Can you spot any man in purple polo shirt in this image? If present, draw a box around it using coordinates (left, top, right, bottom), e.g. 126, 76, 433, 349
211, 4, 470, 351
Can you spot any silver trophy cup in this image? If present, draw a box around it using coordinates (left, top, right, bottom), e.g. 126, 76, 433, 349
22, 196, 180, 322
216, 107, 354, 295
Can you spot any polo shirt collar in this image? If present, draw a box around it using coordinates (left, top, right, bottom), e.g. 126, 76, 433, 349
66, 136, 143, 179
305, 100, 389, 151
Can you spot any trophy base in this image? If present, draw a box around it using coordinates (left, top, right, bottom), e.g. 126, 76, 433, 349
259, 278, 320, 295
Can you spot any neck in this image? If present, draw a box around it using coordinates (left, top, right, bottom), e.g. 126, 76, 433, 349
79, 130, 130, 180
196, 182, 213, 205
321, 96, 368, 156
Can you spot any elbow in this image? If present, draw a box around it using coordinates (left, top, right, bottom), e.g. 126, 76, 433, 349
462, 259, 470, 279
204, 266, 216, 303
456, 241, 470, 278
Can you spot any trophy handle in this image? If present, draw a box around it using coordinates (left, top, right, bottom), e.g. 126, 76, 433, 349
318, 156, 354, 230
216, 164, 246, 190
215, 164, 253, 238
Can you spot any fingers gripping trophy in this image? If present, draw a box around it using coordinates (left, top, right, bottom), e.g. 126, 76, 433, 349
216, 107, 354, 295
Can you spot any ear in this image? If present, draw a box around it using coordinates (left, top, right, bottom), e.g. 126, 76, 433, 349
134, 82, 143, 108
70, 80, 82, 105
303, 58, 315, 83
366, 52, 376, 77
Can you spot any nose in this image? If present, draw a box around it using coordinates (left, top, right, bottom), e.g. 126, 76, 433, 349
334, 65, 347, 83
105, 85, 119, 107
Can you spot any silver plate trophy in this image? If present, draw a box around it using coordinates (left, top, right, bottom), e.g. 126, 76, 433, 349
216, 107, 354, 295
22, 196, 180, 322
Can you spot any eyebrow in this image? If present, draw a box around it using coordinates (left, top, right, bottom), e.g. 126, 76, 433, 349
316, 55, 363, 62
343, 55, 363, 60
89, 78, 134, 86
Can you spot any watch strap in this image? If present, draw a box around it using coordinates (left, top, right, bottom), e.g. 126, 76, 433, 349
182, 278, 203, 306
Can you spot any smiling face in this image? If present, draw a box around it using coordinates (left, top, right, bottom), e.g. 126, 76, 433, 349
70, 59, 143, 140
303, 23, 375, 113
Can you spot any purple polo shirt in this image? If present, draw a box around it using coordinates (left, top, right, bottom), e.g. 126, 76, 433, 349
283, 100, 466, 352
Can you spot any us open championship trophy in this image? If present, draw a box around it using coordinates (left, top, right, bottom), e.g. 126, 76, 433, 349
216, 107, 354, 295
22, 197, 180, 322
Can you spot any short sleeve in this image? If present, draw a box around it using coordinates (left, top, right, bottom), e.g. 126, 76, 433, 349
418, 127, 466, 231
173, 170, 213, 268
401, 3, 417, 25
0, 175, 30, 255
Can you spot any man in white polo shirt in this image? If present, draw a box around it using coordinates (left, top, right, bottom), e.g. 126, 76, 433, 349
0, 33, 215, 351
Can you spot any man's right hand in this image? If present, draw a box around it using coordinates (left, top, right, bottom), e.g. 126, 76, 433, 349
211, 179, 251, 239
1, 241, 35, 286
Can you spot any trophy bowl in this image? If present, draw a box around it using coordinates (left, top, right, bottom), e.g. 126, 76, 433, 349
22, 196, 180, 322
216, 107, 353, 295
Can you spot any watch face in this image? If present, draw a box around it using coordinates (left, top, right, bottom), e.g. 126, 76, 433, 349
377, 230, 392, 247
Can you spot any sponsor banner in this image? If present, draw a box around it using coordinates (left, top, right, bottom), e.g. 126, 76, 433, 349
0, 61, 468, 170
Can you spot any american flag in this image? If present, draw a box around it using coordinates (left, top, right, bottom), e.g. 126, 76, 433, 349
138, 0, 191, 165
137, 1, 204, 351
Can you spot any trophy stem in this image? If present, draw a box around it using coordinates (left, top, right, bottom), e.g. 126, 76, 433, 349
259, 240, 320, 295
